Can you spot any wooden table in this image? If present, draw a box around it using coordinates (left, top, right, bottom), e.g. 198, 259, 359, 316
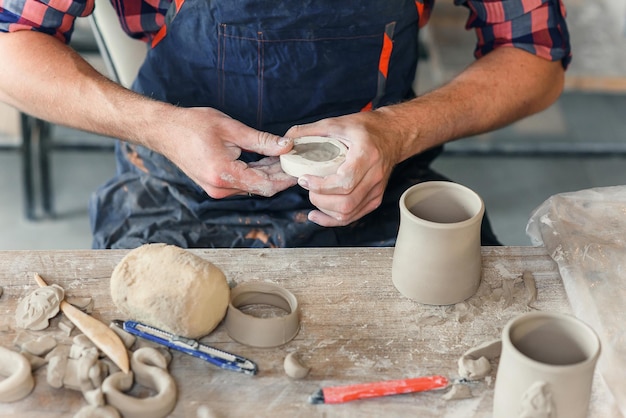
0, 247, 619, 417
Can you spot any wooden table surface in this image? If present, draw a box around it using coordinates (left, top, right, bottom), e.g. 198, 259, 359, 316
0, 247, 618, 417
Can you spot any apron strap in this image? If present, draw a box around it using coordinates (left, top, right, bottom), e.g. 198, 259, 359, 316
361, 21, 396, 112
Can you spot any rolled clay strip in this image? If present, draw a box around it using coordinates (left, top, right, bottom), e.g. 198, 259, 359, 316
279, 136, 347, 178
225, 282, 300, 348
102, 347, 177, 418
0, 346, 35, 402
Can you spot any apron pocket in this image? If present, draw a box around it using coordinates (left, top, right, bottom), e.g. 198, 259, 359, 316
217, 23, 393, 131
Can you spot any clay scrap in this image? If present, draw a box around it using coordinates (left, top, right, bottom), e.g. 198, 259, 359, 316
15, 284, 64, 330
457, 339, 502, 381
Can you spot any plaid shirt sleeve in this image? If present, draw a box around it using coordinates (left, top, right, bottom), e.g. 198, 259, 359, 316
0, 0, 168, 44
0, 0, 95, 43
455, 0, 572, 68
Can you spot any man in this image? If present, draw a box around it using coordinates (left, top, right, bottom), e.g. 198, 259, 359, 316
0, 0, 570, 249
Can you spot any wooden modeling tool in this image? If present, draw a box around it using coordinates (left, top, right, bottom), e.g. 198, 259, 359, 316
34, 273, 130, 374
309, 375, 450, 404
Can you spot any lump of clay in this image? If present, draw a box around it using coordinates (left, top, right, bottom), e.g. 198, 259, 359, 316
283, 352, 310, 379
15, 284, 64, 330
111, 244, 230, 339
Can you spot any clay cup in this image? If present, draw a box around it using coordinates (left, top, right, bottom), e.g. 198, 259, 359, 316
392, 181, 484, 305
493, 311, 601, 418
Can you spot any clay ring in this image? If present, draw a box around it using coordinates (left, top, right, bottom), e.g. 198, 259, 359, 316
0, 346, 35, 402
225, 282, 300, 348
279, 136, 347, 178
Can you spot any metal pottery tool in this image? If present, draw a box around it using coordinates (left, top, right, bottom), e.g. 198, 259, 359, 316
33, 273, 130, 373
113, 319, 258, 376
309, 375, 452, 404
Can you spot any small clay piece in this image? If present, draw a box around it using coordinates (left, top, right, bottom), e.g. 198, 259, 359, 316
522, 271, 538, 307
0, 286, 3, 298
15, 284, 65, 330
0, 346, 35, 402
458, 339, 502, 380
84, 387, 106, 406
283, 352, 310, 379
66, 297, 94, 314
442, 383, 473, 401
45, 343, 71, 362
74, 405, 121, 418
196, 405, 219, 418
225, 282, 300, 348
74, 334, 97, 349
47, 354, 69, 389
110, 243, 230, 339
59, 318, 75, 336
63, 358, 82, 391
109, 322, 137, 349
280, 136, 347, 178
19, 334, 57, 357
102, 347, 177, 418
20, 351, 48, 371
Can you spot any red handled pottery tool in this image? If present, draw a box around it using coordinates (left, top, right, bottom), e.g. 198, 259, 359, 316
309, 375, 453, 404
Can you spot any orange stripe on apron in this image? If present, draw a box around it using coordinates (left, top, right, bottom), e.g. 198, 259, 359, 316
415, 0, 430, 28
151, 0, 186, 48
361, 22, 396, 112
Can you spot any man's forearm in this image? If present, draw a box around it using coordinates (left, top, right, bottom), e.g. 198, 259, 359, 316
376, 47, 566, 163
0, 30, 173, 152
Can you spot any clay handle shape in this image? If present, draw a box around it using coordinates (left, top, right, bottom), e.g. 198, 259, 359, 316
34, 273, 130, 374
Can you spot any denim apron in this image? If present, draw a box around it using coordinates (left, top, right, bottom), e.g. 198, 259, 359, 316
89, 0, 499, 248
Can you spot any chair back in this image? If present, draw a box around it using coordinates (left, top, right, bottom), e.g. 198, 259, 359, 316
88, 0, 147, 88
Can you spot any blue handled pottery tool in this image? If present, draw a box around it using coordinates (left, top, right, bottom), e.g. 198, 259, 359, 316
112, 319, 258, 376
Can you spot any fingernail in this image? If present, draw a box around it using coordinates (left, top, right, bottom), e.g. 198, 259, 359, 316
298, 178, 309, 189
278, 137, 292, 147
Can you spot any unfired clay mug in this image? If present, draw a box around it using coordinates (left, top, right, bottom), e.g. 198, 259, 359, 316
493, 311, 601, 418
392, 181, 484, 305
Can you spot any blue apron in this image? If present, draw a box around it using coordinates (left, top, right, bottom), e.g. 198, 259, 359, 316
89, 0, 499, 248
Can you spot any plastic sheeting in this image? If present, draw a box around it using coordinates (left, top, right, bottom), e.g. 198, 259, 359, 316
527, 186, 626, 417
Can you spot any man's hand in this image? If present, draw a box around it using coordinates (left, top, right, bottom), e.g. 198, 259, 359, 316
285, 48, 565, 228
157, 107, 297, 198
285, 110, 402, 227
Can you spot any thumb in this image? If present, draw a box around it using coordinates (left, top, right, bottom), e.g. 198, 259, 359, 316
240, 131, 293, 157
284, 122, 320, 139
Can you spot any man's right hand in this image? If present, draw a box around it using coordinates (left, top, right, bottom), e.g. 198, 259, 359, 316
0, 31, 297, 199
153, 107, 297, 198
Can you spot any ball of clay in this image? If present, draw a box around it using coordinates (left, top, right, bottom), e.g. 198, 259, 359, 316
110, 244, 230, 339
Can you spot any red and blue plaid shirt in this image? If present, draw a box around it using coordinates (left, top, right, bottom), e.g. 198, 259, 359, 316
0, 0, 571, 66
